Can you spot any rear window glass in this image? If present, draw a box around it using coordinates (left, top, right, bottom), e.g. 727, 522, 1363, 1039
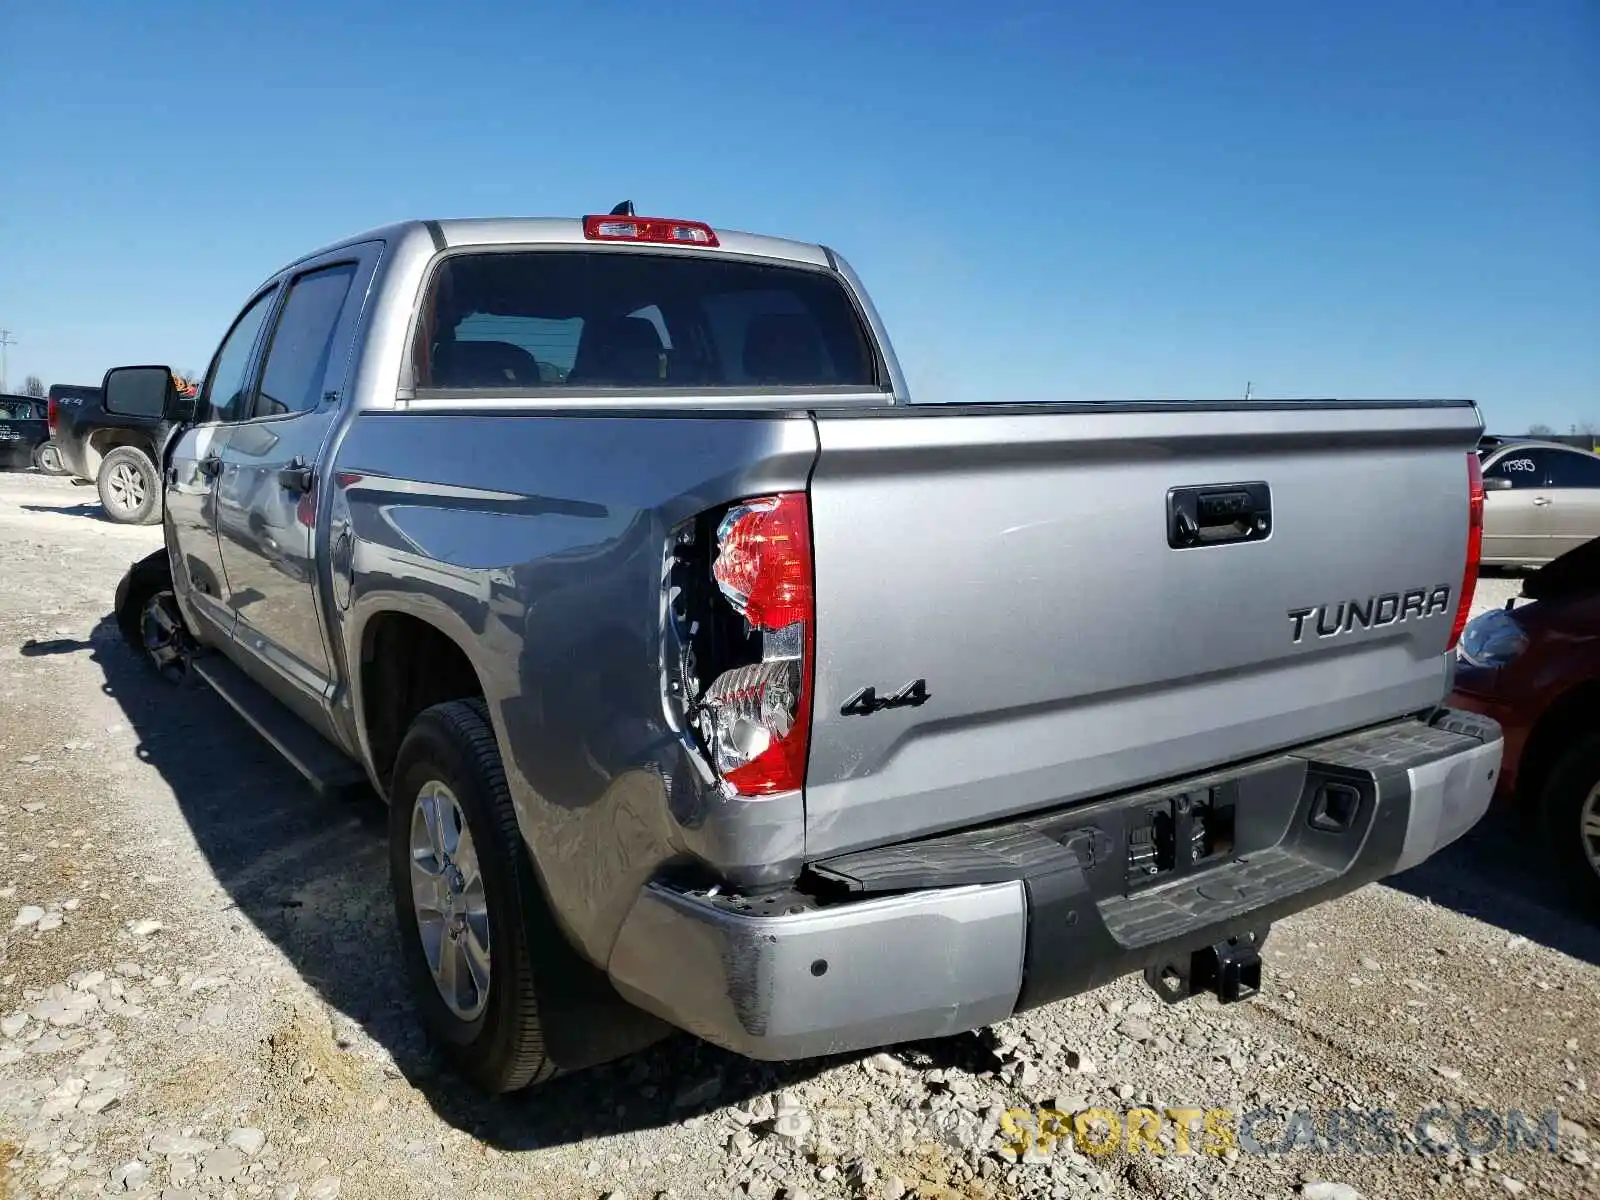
414, 251, 880, 391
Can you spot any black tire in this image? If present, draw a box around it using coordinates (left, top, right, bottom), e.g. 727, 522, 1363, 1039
97, 446, 163, 525
389, 699, 557, 1092
114, 551, 171, 650
113, 549, 198, 685
1539, 733, 1600, 920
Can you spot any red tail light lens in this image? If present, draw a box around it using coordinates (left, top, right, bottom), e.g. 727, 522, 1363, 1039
1449, 451, 1484, 651
701, 494, 814, 796
582, 215, 719, 247
46, 398, 58, 434
712, 496, 812, 630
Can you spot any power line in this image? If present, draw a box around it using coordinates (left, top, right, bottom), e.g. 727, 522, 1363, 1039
0, 330, 15, 393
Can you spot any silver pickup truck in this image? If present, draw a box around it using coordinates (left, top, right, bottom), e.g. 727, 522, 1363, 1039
106, 209, 1503, 1093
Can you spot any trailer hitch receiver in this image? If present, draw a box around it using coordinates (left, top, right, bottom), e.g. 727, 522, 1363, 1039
1143, 929, 1266, 1005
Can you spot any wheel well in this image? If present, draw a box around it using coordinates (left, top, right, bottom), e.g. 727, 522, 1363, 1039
1518, 681, 1600, 808
86, 431, 156, 478
361, 613, 486, 794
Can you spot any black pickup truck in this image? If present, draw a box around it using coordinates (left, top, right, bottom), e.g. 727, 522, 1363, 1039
50, 380, 191, 523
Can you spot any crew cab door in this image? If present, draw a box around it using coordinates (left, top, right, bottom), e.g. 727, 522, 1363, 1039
213, 246, 377, 717
1540, 448, 1600, 559
168, 285, 279, 645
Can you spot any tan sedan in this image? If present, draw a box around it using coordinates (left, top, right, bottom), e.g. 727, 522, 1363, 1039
1480, 438, 1600, 566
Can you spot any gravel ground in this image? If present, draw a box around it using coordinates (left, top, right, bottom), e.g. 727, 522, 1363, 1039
0, 471, 1595, 1200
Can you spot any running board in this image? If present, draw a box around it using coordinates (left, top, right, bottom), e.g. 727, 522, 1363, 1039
192, 656, 369, 797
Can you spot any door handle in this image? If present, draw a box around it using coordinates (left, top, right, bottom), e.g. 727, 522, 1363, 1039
278, 457, 315, 494
1533, 496, 1552, 507
199, 455, 222, 480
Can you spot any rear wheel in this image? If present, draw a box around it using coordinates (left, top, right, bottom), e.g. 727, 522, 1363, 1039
1539, 734, 1600, 920
97, 446, 162, 525
389, 699, 557, 1092
31, 442, 67, 475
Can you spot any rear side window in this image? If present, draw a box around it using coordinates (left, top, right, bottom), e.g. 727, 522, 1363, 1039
254, 263, 358, 418
414, 251, 880, 391
1545, 450, 1600, 489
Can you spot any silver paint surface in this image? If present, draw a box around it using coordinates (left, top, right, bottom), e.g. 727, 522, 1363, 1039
607, 880, 1027, 1060
160, 215, 1491, 981
804, 402, 1485, 857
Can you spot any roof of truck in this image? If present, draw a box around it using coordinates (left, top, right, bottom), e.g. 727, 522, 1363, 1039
290, 217, 833, 273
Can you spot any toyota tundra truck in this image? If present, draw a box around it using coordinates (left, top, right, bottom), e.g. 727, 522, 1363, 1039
105, 209, 1503, 1093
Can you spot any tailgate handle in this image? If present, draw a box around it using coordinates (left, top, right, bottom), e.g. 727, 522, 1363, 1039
1168, 482, 1272, 549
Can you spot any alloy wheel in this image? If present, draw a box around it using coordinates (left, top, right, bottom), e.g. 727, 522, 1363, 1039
108, 462, 145, 513
409, 781, 492, 1021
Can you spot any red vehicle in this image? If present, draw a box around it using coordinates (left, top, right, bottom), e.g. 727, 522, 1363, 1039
1450, 536, 1600, 915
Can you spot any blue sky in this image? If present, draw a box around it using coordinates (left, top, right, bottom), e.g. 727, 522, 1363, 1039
1, 0, 1594, 429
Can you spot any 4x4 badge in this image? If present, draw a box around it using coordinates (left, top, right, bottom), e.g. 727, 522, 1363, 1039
840, 679, 930, 716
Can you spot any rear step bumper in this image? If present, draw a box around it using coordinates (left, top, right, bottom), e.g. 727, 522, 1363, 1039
606, 709, 1501, 1061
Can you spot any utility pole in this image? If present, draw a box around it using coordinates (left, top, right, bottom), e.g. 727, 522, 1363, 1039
1244, 380, 1253, 402
0, 330, 15, 393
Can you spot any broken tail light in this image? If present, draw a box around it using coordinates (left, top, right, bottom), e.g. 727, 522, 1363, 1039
697, 494, 814, 796
1449, 451, 1485, 652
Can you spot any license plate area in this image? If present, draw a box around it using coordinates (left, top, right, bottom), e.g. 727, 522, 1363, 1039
805, 745, 1385, 901
1124, 787, 1238, 892
1036, 756, 1378, 907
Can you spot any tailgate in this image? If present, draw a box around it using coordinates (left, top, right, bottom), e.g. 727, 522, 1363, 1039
804, 400, 1482, 857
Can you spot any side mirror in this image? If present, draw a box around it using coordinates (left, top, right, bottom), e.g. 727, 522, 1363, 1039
1482, 476, 1514, 492
102, 365, 183, 421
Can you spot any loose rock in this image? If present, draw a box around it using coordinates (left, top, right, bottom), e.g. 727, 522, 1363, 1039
227, 1128, 267, 1157
112, 1162, 151, 1191
1301, 1184, 1364, 1200
78, 1087, 120, 1114
150, 1131, 212, 1157
202, 1147, 246, 1183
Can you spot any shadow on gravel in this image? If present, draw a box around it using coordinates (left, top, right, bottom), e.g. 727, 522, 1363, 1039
80, 613, 851, 1149
20, 637, 96, 657
19, 502, 109, 522
1387, 809, 1600, 967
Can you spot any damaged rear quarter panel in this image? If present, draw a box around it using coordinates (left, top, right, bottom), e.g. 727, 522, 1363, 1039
329, 408, 818, 964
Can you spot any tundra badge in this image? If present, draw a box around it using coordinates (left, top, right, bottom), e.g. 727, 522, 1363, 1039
1288, 585, 1452, 643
